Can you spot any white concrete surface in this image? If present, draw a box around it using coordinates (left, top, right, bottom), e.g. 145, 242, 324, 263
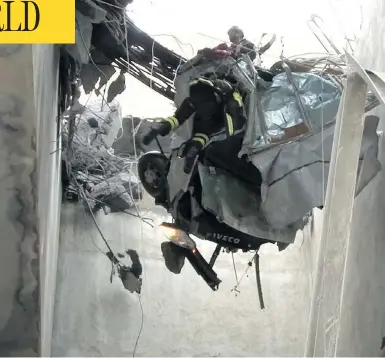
53, 201, 317, 356
306, 70, 368, 357
33, 45, 62, 357
335, 1, 385, 355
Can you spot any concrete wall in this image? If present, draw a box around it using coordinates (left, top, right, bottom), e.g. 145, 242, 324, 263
53, 199, 320, 356
0, 45, 61, 356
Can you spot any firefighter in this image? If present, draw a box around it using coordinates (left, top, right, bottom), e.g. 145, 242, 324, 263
142, 76, 246, 174
228, 26, 257, 61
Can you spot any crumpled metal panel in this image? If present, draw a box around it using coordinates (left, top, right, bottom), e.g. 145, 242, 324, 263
197, 116, 379, 233
166, 151, 195, 210
198, 164, 300, 243
249, 115, 380, 228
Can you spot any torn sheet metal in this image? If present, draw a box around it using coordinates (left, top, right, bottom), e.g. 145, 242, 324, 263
166, 150, 197, 212
198, 164, 301, 244
197, 116, 379, 233
248, 115, 380, 229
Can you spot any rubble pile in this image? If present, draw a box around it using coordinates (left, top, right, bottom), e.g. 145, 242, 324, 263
62, 98, 142, 213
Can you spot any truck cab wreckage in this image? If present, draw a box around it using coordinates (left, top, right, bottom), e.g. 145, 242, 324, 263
60, 0, 382, 302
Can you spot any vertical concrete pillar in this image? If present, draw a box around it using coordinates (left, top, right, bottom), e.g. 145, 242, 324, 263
0, 45, 61, 356
305, 70, 367, 356
305, 49, 385, 356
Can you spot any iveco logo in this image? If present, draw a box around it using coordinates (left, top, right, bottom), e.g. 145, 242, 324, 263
209, 233, 240, 244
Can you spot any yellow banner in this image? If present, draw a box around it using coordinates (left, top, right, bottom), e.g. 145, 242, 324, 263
0, 0, 75, 44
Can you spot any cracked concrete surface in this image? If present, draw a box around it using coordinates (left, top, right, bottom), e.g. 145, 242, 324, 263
0, 45, 40, 357
0, 44, 61, 356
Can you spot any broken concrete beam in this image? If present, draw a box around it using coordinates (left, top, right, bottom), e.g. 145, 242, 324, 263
112, 116, 172, 156
76, 0, 107, 23
64, 11, 93, 64
71, 98, 122, 155
84, 171, 142, 213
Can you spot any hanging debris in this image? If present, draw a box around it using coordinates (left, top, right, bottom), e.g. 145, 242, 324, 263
106, 249, 143, 294
107, 70, 127, 103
